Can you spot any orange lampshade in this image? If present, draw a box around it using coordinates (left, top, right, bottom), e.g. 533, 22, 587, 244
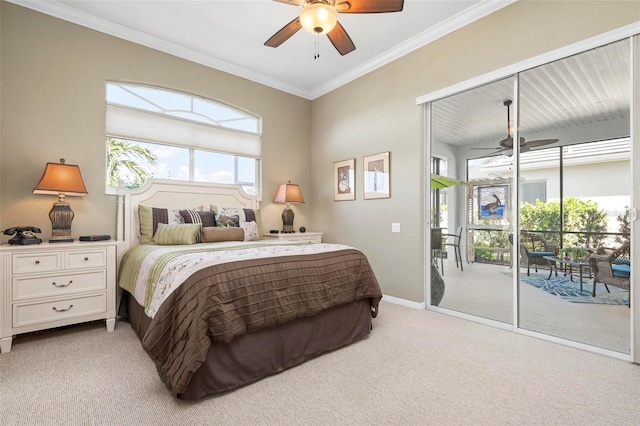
273, 181, 305, 204
33, 158, 88, 198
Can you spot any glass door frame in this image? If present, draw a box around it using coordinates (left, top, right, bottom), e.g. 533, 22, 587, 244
420, 25, 639, 362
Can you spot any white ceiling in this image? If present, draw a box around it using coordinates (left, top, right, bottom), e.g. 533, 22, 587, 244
9, 0, 515, 99
432, 38, 631, 150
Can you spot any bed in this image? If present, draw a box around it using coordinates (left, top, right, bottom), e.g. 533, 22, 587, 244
115, 179, 382, 400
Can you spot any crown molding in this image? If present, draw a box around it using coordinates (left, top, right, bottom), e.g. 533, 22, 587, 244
7, 0, 311, 98
8, 0, 516, 100
416, 20, 640, 105
310, 0, 517, 99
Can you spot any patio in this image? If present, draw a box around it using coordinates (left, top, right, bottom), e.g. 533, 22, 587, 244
435, 260, 630, 353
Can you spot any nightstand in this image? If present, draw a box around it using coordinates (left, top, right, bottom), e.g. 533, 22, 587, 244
0, 240, 117, 353
263, 232, 322, 244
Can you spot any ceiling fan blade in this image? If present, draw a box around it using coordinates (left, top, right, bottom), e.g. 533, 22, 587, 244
335, 0, 404, 13
327, 21, 356, 56
273, 0, 305, 6
264, 17, 302, 48
499, 137, 514, 149
525, 138, 559, 148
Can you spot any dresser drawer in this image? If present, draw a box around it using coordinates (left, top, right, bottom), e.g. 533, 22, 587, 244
12, 270, 106, 301
13, 253, 61, 275
65, 250, 107, 270
295, 236, 321, 243
13, 293, 107, 328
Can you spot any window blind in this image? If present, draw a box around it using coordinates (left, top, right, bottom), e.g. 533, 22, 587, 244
106, 104, 261, 157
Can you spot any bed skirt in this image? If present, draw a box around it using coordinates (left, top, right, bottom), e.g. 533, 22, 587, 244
124, 292, 373, 400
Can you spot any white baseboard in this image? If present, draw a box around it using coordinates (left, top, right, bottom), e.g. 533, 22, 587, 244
381, 295, 425, 310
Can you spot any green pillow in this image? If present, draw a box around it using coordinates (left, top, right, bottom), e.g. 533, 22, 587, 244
138, 205, 184, 244
152, 223, 201, 245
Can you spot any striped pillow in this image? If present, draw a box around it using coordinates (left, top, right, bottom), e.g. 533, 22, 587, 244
138, 205, 184, 244
152, 223, 201, 245
179, 209, 216, 242
179, 209, 216, 227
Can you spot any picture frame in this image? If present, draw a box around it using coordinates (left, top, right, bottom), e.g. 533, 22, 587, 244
363, 152, 390, 200
477, 184, 509, 220
333, 158, 355, 201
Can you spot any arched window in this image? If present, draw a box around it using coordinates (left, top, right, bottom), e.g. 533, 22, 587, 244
105, 82, 261, 196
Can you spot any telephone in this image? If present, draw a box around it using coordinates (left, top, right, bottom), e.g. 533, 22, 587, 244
3, 227, 43, 245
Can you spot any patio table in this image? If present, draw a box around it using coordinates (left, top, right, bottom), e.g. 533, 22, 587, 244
542, 256, 592, 292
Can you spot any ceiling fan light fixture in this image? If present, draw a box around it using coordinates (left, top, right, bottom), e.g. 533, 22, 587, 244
300, 2, 338, 35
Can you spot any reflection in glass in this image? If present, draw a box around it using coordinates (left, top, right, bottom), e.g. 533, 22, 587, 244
518, 39, 631, 353
429, 77, 514, 325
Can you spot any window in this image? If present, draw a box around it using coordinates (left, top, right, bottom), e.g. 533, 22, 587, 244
105, 82, 261, 195
520, 181, 547, 205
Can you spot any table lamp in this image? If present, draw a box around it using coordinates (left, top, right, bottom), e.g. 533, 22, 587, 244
273, 181, 305, 233
33, 158, 88, 243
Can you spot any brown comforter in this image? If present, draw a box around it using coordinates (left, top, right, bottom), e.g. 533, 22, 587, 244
139, 248, 382, 395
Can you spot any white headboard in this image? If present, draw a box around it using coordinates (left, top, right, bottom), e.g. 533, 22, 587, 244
116, 179, 259, 257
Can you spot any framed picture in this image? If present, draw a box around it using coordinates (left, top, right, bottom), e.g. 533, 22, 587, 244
477, 184, 508, 220
363, 152, 390, 200
333, 158, 355, 201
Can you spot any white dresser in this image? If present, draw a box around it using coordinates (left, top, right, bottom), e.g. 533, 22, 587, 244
262, 232, 322, 244
0, 241, 117, 353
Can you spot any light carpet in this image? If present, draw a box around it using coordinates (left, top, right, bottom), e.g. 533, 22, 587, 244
1, 301, 639, 425
520, 271, 629, 305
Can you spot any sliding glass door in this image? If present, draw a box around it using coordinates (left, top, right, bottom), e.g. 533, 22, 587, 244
517, 39, 631, 353
429, 77, 515, 324
426, 37, 633, 356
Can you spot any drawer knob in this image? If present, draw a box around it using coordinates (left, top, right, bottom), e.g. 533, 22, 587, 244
35, 260, 40, 265
52, 280, 72, 288
84, 257, 89, 261
52, 305, 73, 313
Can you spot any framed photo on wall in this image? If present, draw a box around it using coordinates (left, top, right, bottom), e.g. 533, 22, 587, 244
363, 152, 390, 200
333, 158, 355, 201
477, 184, 508, 220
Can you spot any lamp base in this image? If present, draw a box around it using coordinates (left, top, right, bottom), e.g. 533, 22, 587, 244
281, 206, 295, 234
49, 201, 75, 243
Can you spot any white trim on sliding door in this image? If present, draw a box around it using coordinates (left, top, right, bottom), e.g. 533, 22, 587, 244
416, 21, 640, 105
631, 35, 639, 364
419, 21, 639, 361
511, 76, 520, 333
424, 102, 432, 308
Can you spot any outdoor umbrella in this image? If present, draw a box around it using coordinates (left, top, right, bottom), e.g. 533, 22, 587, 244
430, 173, 462, 189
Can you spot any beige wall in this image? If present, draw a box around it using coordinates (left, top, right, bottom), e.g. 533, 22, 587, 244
310, 1, 640, 302
0, 2, 311, 241
2, 1, 639, 303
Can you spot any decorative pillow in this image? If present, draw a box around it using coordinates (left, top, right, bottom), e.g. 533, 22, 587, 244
179, 209, 216, 242
201, 226, 244, 243
179, 209, 216, 227
239, 221, 259, 241
138, 205, 184, 244
615, 256, 631, 265
152, 223, 201, 245
216, 214, 240, 228
211, 205, 263, 239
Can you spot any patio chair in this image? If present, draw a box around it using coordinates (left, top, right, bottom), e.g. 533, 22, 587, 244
517, 232, 559, 276
442, 227, 464, 271
588, 241, 630, 306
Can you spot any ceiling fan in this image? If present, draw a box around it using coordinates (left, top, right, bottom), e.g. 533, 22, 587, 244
472, 100, 559, 154
264, 0, 404, 58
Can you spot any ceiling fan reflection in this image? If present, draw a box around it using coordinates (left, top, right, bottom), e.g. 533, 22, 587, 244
471, 100, 559, 154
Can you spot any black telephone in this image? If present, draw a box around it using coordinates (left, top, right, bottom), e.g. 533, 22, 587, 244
3, 227, 43, 245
